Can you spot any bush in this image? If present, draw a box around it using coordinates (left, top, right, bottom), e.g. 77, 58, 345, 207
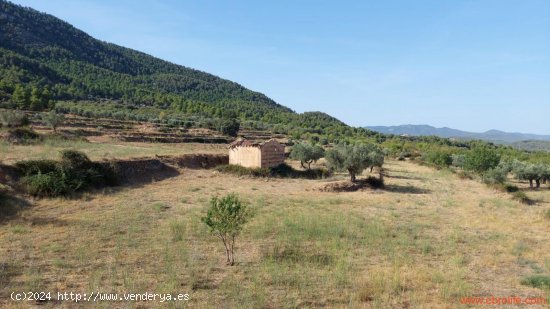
503, 184, 519, 193
464, 145, 500, 173
215, 163, 330, 179
202, 193, 253, 265
451, 154, 466, 168
521, 275, 550, 289
16, 150, 117, 197
5, 128, 41, 144
0, 109, 29, 127
20, 171, 72, 197
482, 168, 507, 185
41, 110, 64, 132
511, 191, 533, 205
215, 164, 270, 177
422, 150, 452, 168
15, 159, 59, 176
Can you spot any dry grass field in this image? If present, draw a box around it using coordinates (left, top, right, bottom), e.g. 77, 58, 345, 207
1, 142, 550, 308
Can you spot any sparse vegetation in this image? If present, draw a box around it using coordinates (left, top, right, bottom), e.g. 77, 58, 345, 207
215, 163, 331, 179
202, 193, 253, 265
521, 275, 550, 289
16, 150, 117, 197
0, 109, 29, 127
5, 127, 41, 144
41, 109, 64, 132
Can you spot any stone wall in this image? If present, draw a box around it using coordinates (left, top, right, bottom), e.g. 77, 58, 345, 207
229, 147, 262, 168
260, 140, 285, 168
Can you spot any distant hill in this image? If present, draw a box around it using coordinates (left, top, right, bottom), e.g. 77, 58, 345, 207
0, 0, 363, 138
366, 124, 550, 144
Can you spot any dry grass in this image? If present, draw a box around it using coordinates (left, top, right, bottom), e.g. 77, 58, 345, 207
0, 138, 225, 164
1, 144, 550, 308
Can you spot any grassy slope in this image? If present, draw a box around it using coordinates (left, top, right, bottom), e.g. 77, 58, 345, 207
1, 156, 549, 308
0, 138, 226, 164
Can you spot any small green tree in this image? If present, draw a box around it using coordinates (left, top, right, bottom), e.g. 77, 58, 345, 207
202, 193, 253, 265
42, 110, 64, 132
217, 118, 240, 137
367, 146, 385, 172
464, 145, 500, 173
12, 85, 30, 109
290, 143, 325, 169
326, 143, 383, 182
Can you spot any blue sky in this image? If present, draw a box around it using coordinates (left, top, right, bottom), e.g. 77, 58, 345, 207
11, 0, 550, 133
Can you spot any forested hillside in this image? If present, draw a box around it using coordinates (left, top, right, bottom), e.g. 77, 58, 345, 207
0, 0, 370, 140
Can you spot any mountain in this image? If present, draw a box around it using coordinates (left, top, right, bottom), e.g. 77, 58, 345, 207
0, 0, 364, 138
366, 124, 550, 144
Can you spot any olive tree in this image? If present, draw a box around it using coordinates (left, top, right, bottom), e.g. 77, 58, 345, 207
325, 143, 384, 182
42, 110, 64, 133
290, 143, 325, 169
201, 193, 253, 265
513, 162, 549, 188
367, 146, 385, 173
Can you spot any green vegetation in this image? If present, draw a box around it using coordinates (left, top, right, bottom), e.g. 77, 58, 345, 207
215, 163, 331, 179
202, 193, 253, 265
521, 275, 550, 289
16, 150, 117, 197
289, 143, 325, 169
41, 110, 64, 132
325, 143, 384, 182
5, 127, 40, 144
422, 149, 453, 169
463, 145, 500, 173
0, 1, 384, 141
0, 109, 29, 127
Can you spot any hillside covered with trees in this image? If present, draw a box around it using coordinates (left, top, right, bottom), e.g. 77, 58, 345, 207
0, 0, 372, 140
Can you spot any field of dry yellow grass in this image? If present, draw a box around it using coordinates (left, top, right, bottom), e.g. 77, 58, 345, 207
1, 142, 550, 308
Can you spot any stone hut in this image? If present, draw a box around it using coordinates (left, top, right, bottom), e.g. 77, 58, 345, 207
228, 139, 285, 168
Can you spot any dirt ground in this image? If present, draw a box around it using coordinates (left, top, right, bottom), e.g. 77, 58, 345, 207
1, 158, 549, 308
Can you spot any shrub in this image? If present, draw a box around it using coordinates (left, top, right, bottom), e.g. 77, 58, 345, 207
202, 193, 253, 265
451, 154, 466, 168
422, 150, 452, 168
16, 150, 117, 197
511, 191, 533, 205
41, 110, 64, 132
215, 163, 330, 179
6, 128, 40, 144
482, 168, 507, 185
464, 145, 500, 173
215, 164, 270, 177
521, 275, 550, 289
503, 184, 519, 193
0, 109, 29, 127
20, 171, 72, 197
15, 159, 59, 176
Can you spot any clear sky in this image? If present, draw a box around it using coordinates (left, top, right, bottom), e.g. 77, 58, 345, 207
10, 0, 550, 134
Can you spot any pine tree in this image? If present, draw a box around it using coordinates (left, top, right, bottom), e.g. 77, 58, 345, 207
12, 85, 30, 109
